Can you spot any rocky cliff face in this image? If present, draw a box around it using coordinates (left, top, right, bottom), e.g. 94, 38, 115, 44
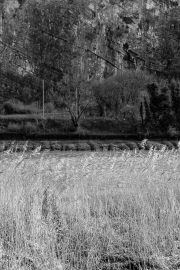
2, 0, 180, 80
82, 0, 180, 79
80, 0, 152, 79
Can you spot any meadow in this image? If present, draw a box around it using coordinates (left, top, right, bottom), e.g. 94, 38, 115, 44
0, 148, 180, 270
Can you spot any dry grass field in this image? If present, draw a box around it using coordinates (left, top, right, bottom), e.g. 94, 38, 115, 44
0, 147, 180, 269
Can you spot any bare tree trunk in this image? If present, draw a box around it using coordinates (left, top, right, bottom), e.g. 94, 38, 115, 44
75, 87, 78, 121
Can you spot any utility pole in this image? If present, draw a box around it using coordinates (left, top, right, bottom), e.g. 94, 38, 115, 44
42, 79, 45, 118
0, 0, 3, 40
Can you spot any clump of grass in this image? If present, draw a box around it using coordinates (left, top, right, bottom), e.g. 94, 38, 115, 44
0, 149, 180, 269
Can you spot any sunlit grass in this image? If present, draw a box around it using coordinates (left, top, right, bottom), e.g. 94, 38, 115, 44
0, 147, 180, 269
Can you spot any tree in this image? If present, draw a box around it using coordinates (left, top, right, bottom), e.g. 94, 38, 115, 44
169, 79, 180, 127
55, 73, 95, 129
12, 0, 84, 81
146, 82, 174, 132
92, 69, 153, 119
92, 76, 119, 117
1, 0, 95, 118
143, 96, 151, 125
3, 0, 180, 124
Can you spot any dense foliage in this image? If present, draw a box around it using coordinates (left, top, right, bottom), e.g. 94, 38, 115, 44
1, 0, 180, 134
142, 80, 180, 135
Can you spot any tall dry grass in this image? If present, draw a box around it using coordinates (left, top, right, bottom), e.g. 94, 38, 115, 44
0, 147, 180, 269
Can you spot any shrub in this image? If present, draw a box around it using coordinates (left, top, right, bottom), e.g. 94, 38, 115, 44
77, 143, 91, 151
169, 79, 180, 127
100, 144, 108, 151
64, 144, 77, 151
167, 126, 179, 138
117, 143, 130, 150
125, 142, 138, 150
45, 102, 56, 113
4, 100, 40, 115
162, 141, 174, 150
25, 103, 41, 114
4, 100, 30, 114
88, 141, 100, 151
7, 122, 23, 131
24, 122, 37, 133
145, 83, 175, 133
92, 70, 153, 119
145, 141, 165, 150
108, 144, 118, 151
51, 142, 63, 150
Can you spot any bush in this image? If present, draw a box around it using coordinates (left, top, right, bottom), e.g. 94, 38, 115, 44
45, 102, 56, 113
92, 70, 153, 119
108, 144, 118, 151
162, 141, 174, 150
117, 143, 130, 150
77, 143, 91, 151
145, 83, 175, 133
145, 141, 165, 150
64, 144, 77, 151
100, 144, 108, 151
88, 141, 100, 151
169, 79, 180, 127
3, 100, 40, 115
4, 100, 30, 114
7, 122, 23, 131
24, 122, 37, 133
125, 142, 138, 150
166, 126, 179, 138
25, 103, 41, 114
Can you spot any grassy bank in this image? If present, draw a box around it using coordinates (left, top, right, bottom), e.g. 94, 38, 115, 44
0, 114, 179, 140
0, 115, 137, 136
0, 150, 180, 269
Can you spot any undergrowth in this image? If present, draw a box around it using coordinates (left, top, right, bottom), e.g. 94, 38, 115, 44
0, 146, 180, 269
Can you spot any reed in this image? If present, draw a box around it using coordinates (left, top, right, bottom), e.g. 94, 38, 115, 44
0, 147, 179, 269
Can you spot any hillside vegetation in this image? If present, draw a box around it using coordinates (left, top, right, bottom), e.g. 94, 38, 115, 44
1, 0, 180, 136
